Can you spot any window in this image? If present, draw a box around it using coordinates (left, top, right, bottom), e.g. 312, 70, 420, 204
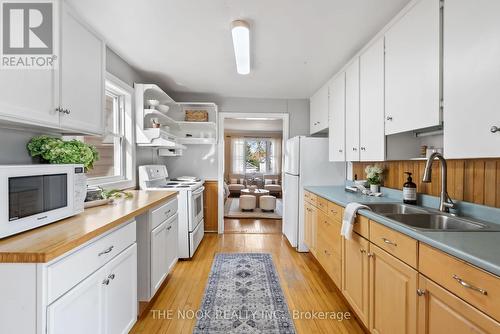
231, 137, 281, 175
67, 73, 135, 189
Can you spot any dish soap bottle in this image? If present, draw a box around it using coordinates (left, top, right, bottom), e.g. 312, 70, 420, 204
403, 172, 417, 204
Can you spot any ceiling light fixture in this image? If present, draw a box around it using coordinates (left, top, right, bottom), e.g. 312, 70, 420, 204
231, 20, 250, 75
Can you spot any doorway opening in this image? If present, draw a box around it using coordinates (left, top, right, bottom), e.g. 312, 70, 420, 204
218, 113, 289, 234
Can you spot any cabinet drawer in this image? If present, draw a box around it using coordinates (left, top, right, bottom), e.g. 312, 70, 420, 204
151, 198, 178, 229
327, 201, 343, 222
47, 221, 136, 304
317, 197, 328, 212
304, 191, 318, 206
353, 215, 369, 239
369, 220, 417, 268
419, 244, 500, 321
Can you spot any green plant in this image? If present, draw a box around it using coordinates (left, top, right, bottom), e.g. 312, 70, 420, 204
98, 187, 133, 200
27, 136, 99, 170
365, 165, 384, 185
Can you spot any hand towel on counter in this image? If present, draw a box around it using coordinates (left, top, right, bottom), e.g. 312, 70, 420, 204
341, 202, 371, 240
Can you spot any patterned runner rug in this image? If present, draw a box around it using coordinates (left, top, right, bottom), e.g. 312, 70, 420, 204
194, 253, 296, 333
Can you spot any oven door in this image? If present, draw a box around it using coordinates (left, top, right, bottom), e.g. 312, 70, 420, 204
188, 186, 205, 231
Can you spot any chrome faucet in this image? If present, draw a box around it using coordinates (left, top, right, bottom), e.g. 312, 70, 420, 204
422, 152, 455, 213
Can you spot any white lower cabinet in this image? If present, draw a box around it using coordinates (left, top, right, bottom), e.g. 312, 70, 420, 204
103, 244, 138, 334
47, 264, 105, 334
137, 197, 179, 302
151, 214, 178, 295
48, 244, 136, 334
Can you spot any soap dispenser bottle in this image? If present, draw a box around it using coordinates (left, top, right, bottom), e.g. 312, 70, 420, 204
403, 172, 417, 204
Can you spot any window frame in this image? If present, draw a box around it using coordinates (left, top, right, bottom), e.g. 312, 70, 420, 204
85, 72, 136, 190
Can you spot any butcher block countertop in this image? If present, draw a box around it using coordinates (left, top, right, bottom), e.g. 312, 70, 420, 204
0, 190, 176, 263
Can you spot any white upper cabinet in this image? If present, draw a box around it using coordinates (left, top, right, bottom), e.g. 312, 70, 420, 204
0, 2, 104, 135
0, 69, 59, 128
359, 38, 385, 161
60, 4, 104, 135
384, 0, 440, 135
345, 59, 360, 162
328, 73, 346, 162
443, 0, 500, 158
309, 82, 329, 135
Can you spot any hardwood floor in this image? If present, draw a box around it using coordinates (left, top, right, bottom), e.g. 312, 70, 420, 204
130, 233, 365, 334
224, 218, 282, 234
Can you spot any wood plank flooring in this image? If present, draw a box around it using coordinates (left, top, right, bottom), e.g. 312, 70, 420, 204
224, 218, 282, 234
130, 233, 365, 334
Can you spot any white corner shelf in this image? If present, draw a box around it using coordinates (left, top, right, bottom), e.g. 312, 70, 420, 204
143, 109, 181, 130
176, 137, 217, 145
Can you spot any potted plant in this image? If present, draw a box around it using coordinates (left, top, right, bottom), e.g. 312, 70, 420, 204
365, 165, 384, 193
27, 135, 99, 171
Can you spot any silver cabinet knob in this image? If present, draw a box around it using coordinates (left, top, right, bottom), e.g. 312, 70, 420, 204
491, 126, 499, 133
386, 116, 393, 121
416, 289, 426, 296
360, 147, 366, 151
102, 279, 110, 285
352, 147, 358, 151
338, 149, 343, 153
108, 274, 115, 280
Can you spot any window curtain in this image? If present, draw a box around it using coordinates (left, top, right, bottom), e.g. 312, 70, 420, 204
269, 138, 282, 174
231, 137, 245, 174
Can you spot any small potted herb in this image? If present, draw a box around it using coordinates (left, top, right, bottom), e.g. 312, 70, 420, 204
365, 165, 384, 193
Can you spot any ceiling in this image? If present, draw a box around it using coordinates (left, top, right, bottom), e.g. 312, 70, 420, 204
67, 0, 410, 99
224, 118, 283, 132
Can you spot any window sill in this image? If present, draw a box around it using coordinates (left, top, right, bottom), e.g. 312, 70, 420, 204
87, 178, 136, 191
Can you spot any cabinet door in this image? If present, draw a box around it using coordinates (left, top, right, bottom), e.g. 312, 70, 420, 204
103, 244, 137, 334
417, 275, 500, 334
165, 217, 178, 273
443, 0, 500, 158
151, 220, 169, 294
304, 203, 312, 250
60, 4, 104, 135
345, 59, 360, 161
0, 69, 59, 127
328, 73, 346, 161
360, 38, 385, 161
342, 233, 369, 326
47, 266, 105, 334
310, 83, 329, 134
385, 0, 440, 135
369, 244, 417, 334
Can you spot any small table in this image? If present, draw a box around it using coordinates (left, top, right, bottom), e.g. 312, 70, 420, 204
241, 188, 269, 208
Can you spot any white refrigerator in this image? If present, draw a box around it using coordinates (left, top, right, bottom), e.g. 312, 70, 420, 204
283, 136, 346, 252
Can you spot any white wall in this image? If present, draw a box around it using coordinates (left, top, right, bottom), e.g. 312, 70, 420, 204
160, 93, 310, 180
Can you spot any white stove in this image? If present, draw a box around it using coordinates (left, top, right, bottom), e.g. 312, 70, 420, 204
139, 165, 205, 258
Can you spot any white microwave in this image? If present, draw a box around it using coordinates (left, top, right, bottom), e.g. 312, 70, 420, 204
0, 164, 87, 239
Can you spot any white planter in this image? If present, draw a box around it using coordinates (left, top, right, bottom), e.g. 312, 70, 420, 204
370, 184, 380, 193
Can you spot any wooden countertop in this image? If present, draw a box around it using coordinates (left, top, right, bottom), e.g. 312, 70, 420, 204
0, 190, 176, 263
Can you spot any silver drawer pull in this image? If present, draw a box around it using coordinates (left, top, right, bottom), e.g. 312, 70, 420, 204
381, 238, 397, 246
108, 274, 115, 280
164, 209, 172, 215
490, 126, 499, 133
102, 279, 110, 286
98, 246, 114, 256
452, 275, 488, 295
167, 226, 172, 231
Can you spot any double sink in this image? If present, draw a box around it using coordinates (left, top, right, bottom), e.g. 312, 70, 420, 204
363, 203, 500, 232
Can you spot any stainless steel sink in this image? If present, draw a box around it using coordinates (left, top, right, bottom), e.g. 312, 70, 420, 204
382, 213, 494, 231
363, 203, 500, 232
365, 203, 428, 215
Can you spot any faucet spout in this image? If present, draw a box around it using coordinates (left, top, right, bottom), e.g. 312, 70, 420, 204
422, 152, 455, 213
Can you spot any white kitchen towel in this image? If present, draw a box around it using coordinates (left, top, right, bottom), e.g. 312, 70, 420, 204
341, 203, 371, 240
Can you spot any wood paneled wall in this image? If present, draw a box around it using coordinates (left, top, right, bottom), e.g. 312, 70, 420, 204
203, 180, 219, 232
352, 159, 500, 208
